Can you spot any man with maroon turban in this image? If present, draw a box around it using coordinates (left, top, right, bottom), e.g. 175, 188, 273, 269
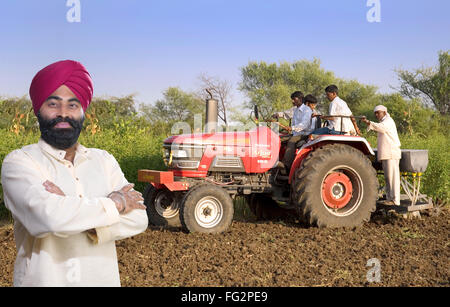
1, 60, 148, 287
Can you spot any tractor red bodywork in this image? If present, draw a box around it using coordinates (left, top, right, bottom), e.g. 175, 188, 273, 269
139, 126, 374, 193
140, 126, 281, 190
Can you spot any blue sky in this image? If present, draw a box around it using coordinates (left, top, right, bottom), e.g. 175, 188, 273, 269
0, 0, 448, 107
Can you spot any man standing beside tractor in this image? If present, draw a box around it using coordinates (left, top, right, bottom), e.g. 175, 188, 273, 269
362, 105, 402, 206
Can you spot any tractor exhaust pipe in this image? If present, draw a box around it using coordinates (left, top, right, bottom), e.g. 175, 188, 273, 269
205, 90, 218, 134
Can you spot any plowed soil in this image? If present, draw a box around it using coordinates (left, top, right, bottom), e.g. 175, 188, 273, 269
1, 209, 449, 287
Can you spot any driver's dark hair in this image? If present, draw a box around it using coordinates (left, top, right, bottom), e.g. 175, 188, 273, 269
304, 94, 318, 104
325, 85, 339, 94
290, 91, 304, 100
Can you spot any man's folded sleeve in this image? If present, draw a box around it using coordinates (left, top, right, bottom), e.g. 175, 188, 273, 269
88, 151, 148, 244
89, 210, 148, 244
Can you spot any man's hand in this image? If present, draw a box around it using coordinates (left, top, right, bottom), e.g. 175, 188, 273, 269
43, 180, 65, 196
361, 116, 371, 125
43, 181, 145, 214
320, 115, 335, 120
109, 183, 146, 215
277, 122, 291, 133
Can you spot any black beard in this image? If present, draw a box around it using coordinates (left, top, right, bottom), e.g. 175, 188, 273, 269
37, 112, 85, 150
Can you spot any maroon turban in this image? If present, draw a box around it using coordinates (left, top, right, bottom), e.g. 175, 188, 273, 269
29, 60, 93, 115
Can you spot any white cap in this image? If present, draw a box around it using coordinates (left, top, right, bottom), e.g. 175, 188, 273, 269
374, 105, 388, 113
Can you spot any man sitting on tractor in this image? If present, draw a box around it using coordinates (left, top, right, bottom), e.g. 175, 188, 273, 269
312, 85, 361, 136
272, 91, 305, 123
277, 94, 319, 175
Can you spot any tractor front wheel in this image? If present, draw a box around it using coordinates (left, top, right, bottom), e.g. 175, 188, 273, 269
180, 184, 234, 233
144, 184, 182, 228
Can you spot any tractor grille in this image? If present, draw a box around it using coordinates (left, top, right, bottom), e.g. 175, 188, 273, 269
175, 160, 200, 169
214, 157, 243, 168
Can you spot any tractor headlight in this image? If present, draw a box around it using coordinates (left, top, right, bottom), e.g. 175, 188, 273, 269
172, 149, 188, 158
164, 148, 170, 159
163, 144, 206, 169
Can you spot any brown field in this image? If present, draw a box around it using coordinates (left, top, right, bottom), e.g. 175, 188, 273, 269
1, 209, 449, 287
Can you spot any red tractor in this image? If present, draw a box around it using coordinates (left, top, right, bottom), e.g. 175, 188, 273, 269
138, 100, 379, 233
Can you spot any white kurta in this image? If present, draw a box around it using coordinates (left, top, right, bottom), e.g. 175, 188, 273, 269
367, 115, 401, 161
328, 97, 354, 134
1, 139, 148, 287
368, 114, 402, 205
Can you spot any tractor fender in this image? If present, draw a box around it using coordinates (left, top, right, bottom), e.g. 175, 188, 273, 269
288, 135, 375, 184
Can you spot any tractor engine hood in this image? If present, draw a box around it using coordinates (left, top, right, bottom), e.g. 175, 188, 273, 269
163, 126, 280, 175
164, 130, 251, 147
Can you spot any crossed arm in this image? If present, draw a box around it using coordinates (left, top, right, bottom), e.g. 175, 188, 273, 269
43, 180, 145, 215
43, 180, 147, 244
1, 150, 148, 243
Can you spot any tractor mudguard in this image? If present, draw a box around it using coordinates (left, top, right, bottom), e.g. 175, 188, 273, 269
288, 135, 375, 184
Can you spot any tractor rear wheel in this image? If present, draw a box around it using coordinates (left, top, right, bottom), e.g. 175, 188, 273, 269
143, 184, 182, 228
293, 144, 378, 228
180, 184, 234, 233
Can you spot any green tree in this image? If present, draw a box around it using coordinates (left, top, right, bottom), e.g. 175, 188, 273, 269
239, 59, 330, 119
139, 87, 204, 132
88, 94, 138, 129
239, 59, 378, 120
363, 93, 441, 137
335, 79, 379, 115
395, 50, 449, 115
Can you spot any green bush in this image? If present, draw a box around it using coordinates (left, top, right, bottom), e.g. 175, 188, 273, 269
399, 134, 449, 206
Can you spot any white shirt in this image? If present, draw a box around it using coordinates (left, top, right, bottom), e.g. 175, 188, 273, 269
1, 139, 148, 287
328, 97, 355, 134
310, 110, 320, 131
368, 114, 402, 161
